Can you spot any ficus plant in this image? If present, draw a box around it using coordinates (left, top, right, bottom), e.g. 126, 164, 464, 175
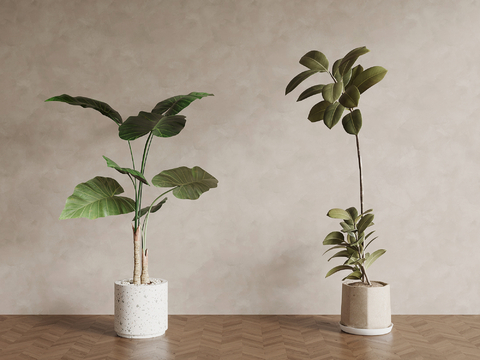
46, 92, 218, 285
286, 46, 387, 285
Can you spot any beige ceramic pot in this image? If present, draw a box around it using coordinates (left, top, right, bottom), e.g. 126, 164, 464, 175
340, 280, 392, 335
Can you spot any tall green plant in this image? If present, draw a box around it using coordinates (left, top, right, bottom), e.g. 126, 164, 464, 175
286, 46, 387, 285
46, 93, 218, 284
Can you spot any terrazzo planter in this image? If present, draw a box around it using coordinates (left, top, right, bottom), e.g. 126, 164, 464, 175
114, 278, 168, 339
340, 280, 392, 336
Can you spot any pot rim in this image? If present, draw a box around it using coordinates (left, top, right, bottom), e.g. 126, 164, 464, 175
115, 278, 168, 286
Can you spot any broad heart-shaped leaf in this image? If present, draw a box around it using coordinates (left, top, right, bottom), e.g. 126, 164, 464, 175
297, 84, 325, 101
45, 94, 123, 125
152, 166, 218, 200
327, 208, 352, 220
338, 46, 370, 76
103, 156, 149, 185
285, 70, 318, 95
342, 109, 362, 135
151, 92, 213, 116
134, 197, 167, 221
339, 85, 360, 109
352, 66, 387, 93
323, 231, 345, 245
119, 112, 186, 140
325, 265, 355, 278
307, 101, 331, 122
60, 177, 135, 220
364, 249, 386, 269
324, 102, 345, 129
300, 50, 329, 72
322, 82, 343, 103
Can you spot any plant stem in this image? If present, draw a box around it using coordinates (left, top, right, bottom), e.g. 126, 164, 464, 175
355, 134, 364, 215
133, 225, 142, 285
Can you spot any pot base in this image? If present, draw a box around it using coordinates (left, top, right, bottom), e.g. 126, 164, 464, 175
116, 331, 166, 339
339, 322, 393, 336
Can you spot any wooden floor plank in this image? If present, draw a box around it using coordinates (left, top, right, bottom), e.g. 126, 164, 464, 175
0, 315, 479, 359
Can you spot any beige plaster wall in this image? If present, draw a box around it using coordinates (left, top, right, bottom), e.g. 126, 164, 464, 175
1, 0, 479, 315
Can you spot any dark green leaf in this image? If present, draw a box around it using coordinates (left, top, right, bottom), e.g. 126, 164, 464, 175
299, 50, 329, 72
338, 46, 370, 76
322, 83, 342, 103
347, 65, 364, 87
152, 166, 218, 200
325, 265, 355, 278
285, 70, 318, 95
45, 94, 122, 125
365, 249, 386, 269
339, 85, 360, 109
342, 68, 352, 86
357, 214, 374, 234
342, 109, 362, 135
332, 59, 343, 82
118, 112, 186, 140
151, 92, 213, 116
59, 177, 135, 220
340, 221, 354, 233
327, 208, 352, 220
103, 156, 149, 185
134, 197, 167, 220
323, 231, 345, 245
324, 102, 345, 129
297, 84, 325, 101
352, 66, 388, 93
307, 101, 331, 122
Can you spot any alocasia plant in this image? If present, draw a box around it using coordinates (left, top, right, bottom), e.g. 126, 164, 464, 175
47, 92, 218, 284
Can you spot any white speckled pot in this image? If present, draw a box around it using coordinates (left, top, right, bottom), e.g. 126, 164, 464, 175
114, 278, 168, 339
340, 281, 392, 336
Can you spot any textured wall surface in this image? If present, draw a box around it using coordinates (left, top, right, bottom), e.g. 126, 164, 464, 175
1, 0, 479, 315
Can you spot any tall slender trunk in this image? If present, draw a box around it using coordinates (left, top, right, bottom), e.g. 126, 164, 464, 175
355, 134, 364, 216
133, 225, 142, 285
141, 249, 150, 284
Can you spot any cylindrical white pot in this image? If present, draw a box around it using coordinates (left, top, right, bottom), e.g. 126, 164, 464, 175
340, 280, 392, 336
114, 278, 168, 339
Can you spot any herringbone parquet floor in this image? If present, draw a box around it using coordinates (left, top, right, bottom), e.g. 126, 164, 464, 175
1, 315, 479, 360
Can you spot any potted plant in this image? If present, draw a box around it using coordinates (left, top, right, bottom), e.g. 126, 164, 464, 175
286, 47, 392, 335
46, 92, 218, 338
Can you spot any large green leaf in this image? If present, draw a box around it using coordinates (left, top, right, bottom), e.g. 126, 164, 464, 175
151, 92, 213, 116
328, 250, 350, 262
342, 109, 362, 135
324, 102, 345, 129
332, 59, 343, 82
339, 85, 360, 109
59, 177, 135, 220
118, 112, 186, 140
45, 94, 122, 125
352, 66, 388, 93
285, 70, 318, 95
327, 208, 352, 220
364, 249, 386, 269
338, 46, 370, 76
134, 197, 167, 221
308, 101, 331, 122
152, 166, 218, 200
299, 51, 329, 72
103, 156, 149, 185
323, 231, 345, 245
297, 84, 325, 101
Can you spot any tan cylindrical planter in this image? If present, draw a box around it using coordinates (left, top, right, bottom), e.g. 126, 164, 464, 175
114, 278, 168, 339
340, 281, 392, 335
